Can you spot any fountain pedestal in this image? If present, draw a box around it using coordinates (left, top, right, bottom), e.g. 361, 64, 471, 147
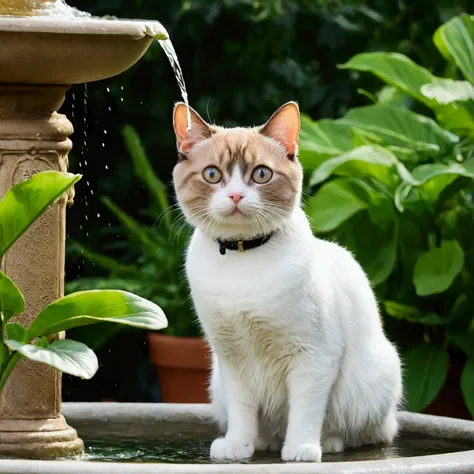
0, 1, 164, 459
0, 84, 84, 459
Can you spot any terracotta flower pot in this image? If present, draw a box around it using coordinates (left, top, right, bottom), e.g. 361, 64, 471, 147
147, 332, 212, 403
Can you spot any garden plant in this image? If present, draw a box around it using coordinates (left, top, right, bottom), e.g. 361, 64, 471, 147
0, 171, 168, 391
300, 13, 474, 417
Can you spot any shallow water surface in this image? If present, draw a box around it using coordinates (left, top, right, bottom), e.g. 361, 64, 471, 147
83, 436, 474, 464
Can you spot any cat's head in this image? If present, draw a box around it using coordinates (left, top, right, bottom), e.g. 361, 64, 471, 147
172, 102, 302, 240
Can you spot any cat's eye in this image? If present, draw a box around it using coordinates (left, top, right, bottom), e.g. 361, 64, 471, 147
252, 166, 273, 184
202, 166, 222, 184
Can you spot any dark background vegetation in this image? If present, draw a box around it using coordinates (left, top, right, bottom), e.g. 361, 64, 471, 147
62, 0, 470, 402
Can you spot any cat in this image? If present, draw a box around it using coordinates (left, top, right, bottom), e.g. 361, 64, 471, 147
172, 101, 402, 463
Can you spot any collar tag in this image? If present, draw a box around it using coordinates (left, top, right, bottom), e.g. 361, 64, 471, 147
237, 240, 244, 252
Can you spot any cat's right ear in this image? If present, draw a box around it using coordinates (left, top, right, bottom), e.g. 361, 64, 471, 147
173, 103, 213, 159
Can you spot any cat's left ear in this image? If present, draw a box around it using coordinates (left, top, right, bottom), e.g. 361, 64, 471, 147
260, 101, 300, 159
173, 102, 213, 157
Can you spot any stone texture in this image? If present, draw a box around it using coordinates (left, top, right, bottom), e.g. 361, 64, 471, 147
0, 84, 83, 459
0, 405, 473, 472
0, 16, 161, 85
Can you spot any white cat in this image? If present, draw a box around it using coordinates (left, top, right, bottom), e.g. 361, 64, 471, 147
172, 101, 402, 462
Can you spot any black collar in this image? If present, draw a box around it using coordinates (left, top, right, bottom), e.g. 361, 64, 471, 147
216, 232, 274, 255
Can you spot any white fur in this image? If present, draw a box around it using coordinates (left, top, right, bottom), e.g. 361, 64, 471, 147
184, 175, 402, 463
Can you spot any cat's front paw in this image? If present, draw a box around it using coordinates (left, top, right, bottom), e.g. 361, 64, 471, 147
281, 443, 322, 462
210, 437, 255, 461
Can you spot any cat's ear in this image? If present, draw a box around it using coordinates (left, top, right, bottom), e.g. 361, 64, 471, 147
260, 102, 300, 159
173, 103, 213, 158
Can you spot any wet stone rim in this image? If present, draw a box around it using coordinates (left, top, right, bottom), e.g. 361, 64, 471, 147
0, 403, 473, 473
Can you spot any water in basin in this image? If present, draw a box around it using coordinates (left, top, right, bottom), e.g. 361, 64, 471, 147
81, 436, 474, 464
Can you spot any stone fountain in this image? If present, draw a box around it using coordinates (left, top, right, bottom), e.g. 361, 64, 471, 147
0, 0, 164, 459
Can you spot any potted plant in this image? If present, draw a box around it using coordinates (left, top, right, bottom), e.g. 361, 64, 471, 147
67, 126, 211, 403
299, 14, 474, 419
0, 170, 167, 392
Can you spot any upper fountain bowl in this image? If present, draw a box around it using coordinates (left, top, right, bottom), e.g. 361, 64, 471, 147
0, 1, 167, 84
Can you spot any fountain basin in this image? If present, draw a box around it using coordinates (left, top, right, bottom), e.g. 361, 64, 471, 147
0, 403, 473, 473
0, 16, 166, 84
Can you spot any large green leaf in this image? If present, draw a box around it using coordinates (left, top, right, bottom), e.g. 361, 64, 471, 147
338, 104, 459, 154
339, 52, 435, 105
310, 145, 396, 187
306, 179, 368, 232
404, 343, 449, 412
5, 339, 98, 379
299, 117, 355, 171
0, 271, 24, 321
346, 216, 397, 285
434, 14, 474, 84
26, 290, 167, 339
461, 358, 474, 418
411, 162, 474, 184
0, 171, 81, 257
413, 240, 464, 296
421, 79, 474, 104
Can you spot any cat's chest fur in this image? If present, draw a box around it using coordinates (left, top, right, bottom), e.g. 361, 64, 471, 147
186, 228, 309, 376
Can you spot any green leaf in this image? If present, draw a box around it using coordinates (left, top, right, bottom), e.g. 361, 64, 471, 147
339, 52, 435, 105
0, 171, 81, 257
403, 343, 449, 412
102, 197, 157, 252
299, 117, 355, 171
413, 240, 464, 296
6, 322, 26, 342
421, 79, 474, 104
461, 358, 474, 418
383, 302, 444, 325
338, 104, 459, 154
5, 339, 98, 379
26, 290, 168, 339
342, 213, 397, 285
0, 271, 24, 321
411, 162, 474, 184
310, 145, 396, 188
434, 14, 474, 84
67, 240, 139, 277
306, 179, 368, 232
376, 85, 410, 106
122, 125, 171, 228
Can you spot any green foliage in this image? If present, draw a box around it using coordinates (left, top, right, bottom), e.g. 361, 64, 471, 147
301, 14, 474, 417
66, 125, 197, 345
0, 171, 167, 393
403, 343, 449, 412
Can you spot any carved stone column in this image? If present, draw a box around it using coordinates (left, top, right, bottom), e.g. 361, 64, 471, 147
0, 84, 83, 458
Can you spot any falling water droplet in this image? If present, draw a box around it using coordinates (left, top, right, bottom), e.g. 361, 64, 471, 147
108, 107, 112, 112
105, 165, 109, 170
120, 97, 124, 102
120, 86, 124, 90
97, 213, 100, 218
103, 130, 107, 135
106, 87, 110, 93
102, 143, 105, 147
85, 215, 89, 221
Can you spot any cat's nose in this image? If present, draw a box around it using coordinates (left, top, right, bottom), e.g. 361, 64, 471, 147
228, 193, 244, 204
